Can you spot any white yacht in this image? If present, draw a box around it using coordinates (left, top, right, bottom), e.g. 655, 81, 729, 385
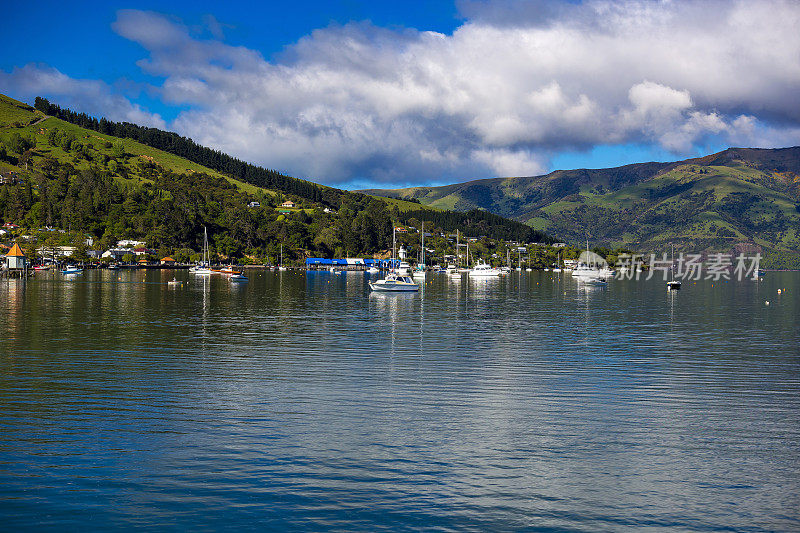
277, 244, 287, 271
572, 238, 612, 280
469, 260, 502, 277
369, 272, 419, 292
190, 227, 213, 275
370, 227, 419, 292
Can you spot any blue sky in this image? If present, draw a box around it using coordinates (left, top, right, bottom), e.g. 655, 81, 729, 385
2, 1, 799, 189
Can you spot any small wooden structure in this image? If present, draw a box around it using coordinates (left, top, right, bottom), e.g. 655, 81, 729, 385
5, 243, 26, 269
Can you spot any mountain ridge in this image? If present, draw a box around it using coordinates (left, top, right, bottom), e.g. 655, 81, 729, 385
360, 147, 800, 262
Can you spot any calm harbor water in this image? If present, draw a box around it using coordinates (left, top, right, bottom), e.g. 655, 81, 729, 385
1, 269, 799, 531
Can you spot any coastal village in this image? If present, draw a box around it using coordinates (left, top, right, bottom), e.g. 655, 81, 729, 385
1, 220, 584, 277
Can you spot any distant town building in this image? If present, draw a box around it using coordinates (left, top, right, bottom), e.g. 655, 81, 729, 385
552, 243, 567, 248
281, 200, 297, 208
248, 201, 261, 208
160, 256, 176, 266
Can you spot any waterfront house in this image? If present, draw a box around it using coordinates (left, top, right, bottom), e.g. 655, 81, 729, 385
4, 243, 26, 269
160, 256, 176, 266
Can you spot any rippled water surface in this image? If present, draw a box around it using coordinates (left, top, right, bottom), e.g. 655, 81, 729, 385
1, 270, 799, 531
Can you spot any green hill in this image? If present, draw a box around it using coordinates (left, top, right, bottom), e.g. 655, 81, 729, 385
0, 94, 551, 262
362, 148, 800, 266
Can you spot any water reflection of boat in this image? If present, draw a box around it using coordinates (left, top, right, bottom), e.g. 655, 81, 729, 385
582, 277, 608, 286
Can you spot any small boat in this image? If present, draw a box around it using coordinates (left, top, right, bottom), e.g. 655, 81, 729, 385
61, 265, 82, 275
469, 260, 502, 277
191, 227, 213, 275
108, 264, 119, 271
366, 266, 380, 274
218, 265, 242, 275
667, 244, 681, 290
229, 273, 248, 282
278, 244, 287, 271
369, 272, 419, 292
370, 227, 419, 292
33, 264, 51, 271
167, 277, 182, 286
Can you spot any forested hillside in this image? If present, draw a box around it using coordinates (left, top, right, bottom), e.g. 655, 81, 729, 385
0, 94, 551, 263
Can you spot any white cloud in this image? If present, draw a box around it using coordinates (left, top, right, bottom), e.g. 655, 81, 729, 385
4, 1, 800, 187
0, 64, 166, 129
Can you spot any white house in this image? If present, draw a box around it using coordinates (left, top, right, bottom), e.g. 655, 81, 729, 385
117, 239, 145, 248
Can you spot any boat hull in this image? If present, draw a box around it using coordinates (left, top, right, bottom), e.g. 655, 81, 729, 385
369, 281, 419, 292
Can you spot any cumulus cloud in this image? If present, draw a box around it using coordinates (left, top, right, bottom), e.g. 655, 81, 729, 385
0, 64, 165, 129
4, 1, 800, 187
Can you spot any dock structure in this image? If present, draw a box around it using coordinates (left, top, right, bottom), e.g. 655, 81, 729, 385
305, 258, 399, 271
1, 243, 30, 279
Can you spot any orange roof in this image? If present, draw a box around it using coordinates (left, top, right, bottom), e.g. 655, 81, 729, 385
7, 243, 25, 257
161, 256, 175, 261
138, 258, 148, 263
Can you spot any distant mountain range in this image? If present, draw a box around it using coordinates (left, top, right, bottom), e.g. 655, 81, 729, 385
362, 147, 800, 263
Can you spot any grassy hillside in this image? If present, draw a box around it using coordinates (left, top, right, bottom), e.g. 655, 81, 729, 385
0, 94, 551, 261
363, 149, 800, 263
0, 95, 275, 196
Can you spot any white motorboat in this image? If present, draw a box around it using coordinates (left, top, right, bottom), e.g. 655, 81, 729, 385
369, 272, 419, 292
370, 227, 419, 292
366, 266, 380, 274
61, 265, 82, 275
469, 260, 502, 277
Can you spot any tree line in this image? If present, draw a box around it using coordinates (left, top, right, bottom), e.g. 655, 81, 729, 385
34, 97, 338, 207
398, 209, 553, 243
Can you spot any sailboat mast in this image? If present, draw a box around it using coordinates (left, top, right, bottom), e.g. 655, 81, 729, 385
670, 243, 674, 282
421, 222, 425, 267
